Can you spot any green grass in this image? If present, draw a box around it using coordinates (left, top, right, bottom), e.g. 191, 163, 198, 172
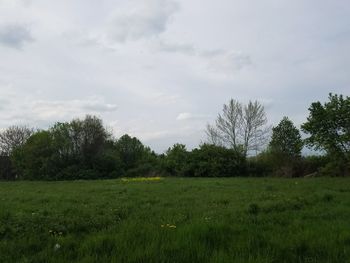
1, 177, 350, 263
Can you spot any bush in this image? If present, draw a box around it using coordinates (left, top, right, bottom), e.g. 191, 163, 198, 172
300, 155, 329, 176
319, 159, 350, 177
0, 156, 15, 180
246, 151, 274, 177
184, 144, 246, 177
161, 144, 189, 176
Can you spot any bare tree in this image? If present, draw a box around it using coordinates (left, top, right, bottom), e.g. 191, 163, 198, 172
0, 126, 34, 156
206, 99, 270, 156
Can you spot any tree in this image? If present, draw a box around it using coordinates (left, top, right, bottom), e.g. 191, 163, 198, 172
266, 117, 303, 177
12, 115, 119, 180
115, 134, 147, 170
49, 115, 112, 168
0, 126, 34, 156
206, 99, 270, 156
11, 131, 55, 180
186, 144, 246, 177
162, 144, 189, 176
269, 117, 303, 159
301, 94, 350, 162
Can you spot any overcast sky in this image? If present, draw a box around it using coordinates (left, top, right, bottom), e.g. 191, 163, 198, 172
0, 0, 349, 152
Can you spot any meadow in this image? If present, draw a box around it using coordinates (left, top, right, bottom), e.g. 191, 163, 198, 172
0, 177, 350, 263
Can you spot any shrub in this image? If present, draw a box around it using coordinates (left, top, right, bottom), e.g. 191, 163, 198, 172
185, 144, 246, 177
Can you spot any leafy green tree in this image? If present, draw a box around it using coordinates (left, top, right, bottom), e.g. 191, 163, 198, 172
50, 115, 111, 169
267, 117, 303, 177
162, 144, 188, 176
115, 134, 147, 171
270, 117, 303, 159
186, 144, 246, 177
12, 131, 55, 180
301, 94, 350, 175
12, 115, 120, 180
301, 94, 350, 162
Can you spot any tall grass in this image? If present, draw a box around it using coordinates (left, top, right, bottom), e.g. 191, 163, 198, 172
0, 177, 349, 262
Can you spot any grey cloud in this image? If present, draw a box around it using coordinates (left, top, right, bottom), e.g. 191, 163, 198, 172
30, 98, 117, 120
0, 24, 33, 49
108, 0, 179, 42
0, 0, 349, 152
0, 98, 10, 110
201, 50, 252, 73
157, 41, 252, 74
157, 41, 195, 55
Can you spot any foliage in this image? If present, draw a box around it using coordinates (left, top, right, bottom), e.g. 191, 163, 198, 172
162, 143, 189, 176
269, 117, 303, 160
301, 93, 350, 171
0, 156, 15, 180
115, 134, 148, 171
185, 144, 246, 177
12, 130, 56, 180
3, 94, 350, 179
267, 117, 304, 177
0, 126, 34, 180
301, 155, 329, 176
11, 116, 120, 180
246, 152, 274, 177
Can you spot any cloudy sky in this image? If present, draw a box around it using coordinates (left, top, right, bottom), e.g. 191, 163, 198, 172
0, 0, 349, 152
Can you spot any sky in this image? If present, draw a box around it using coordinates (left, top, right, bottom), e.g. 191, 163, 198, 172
0, 0, 349, 153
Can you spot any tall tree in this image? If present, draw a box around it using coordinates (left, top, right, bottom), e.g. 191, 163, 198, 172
115, 134, 147, 170
0, 126, 34, 156
301, 93, 350, 162
269, 117, 303, 160
206, 99, 270, 156
163, 143, 188, 176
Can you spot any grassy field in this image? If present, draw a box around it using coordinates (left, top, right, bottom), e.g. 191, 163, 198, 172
0, 177, 350, 263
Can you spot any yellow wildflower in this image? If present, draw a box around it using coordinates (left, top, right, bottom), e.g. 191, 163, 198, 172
121, 177, 163, 182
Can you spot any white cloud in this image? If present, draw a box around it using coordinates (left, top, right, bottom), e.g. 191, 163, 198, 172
157, 40, 195, 55
201, 50, 252, 74
0, 0, 349, 152
30, 97, 117, 121
176, 112, 210, 121
156, 40, 252, 74
0, 96, 117, 128
108, 0, 179, 42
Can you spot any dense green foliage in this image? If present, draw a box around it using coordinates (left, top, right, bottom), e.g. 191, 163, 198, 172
267, 117, 304, 177
1, 177, 349, 262
9, 116, 157, 180
162, 144, 189, 176
186, 144, 246, 177
1, 93, 349, 180
302, 93, 350, 175
270, 117, 303, 159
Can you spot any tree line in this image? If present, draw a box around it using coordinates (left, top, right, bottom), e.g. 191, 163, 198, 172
0, 93, 349, 180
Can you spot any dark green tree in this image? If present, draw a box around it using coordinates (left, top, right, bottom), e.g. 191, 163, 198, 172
301, 94, 350, 176
11, 131, 55, 180
268, 117, 303, 177
269, 117, 303, 159
115, 134, 147, 170
186, 144, 246, 177
301, 94, 350, 162
12, 115, 120, 180
163, 144, 188, 176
